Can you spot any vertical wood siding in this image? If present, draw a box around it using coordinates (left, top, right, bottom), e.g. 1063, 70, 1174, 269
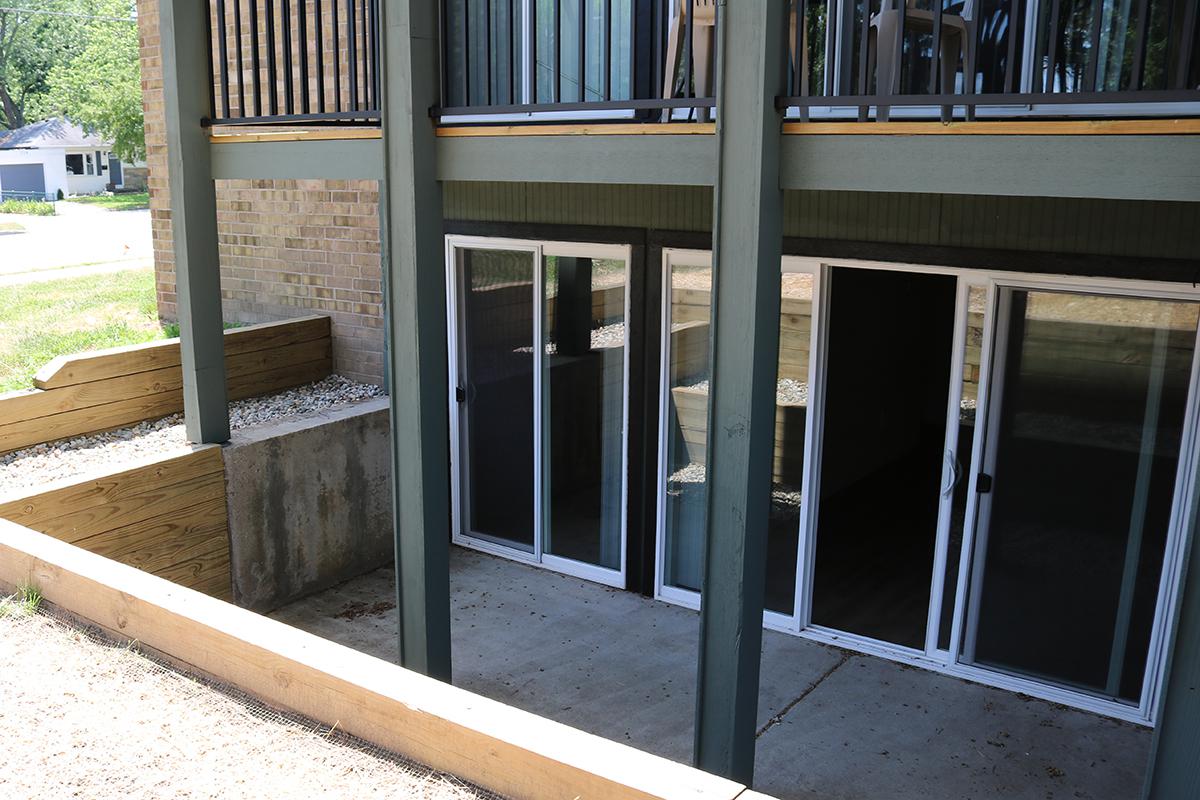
444, 183, 1200, 261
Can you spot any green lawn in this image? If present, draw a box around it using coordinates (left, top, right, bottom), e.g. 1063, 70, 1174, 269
66, 192, 150, 211
0, 269, 169, 393
0, 199, 54, 216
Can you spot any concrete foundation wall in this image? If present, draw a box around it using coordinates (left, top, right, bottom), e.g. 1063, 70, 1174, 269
223, 398, 392, 612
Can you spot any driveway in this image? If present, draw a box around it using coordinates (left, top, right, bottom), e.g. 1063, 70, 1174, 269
0, 201, 152, 279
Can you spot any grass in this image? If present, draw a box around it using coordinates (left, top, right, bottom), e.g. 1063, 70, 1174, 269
0, 268, 170, 393
66, 192, 150, 211
0, 585, 42, 618
0, 199, 54, 216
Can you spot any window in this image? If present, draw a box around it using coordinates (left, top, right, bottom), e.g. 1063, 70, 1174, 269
84, 154, 95, 176
65, 154, 84, 175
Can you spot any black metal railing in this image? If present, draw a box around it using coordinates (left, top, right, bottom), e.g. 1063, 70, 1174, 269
202, 0, 1196, 127
205, 0, 381, 126
779, 0, 1199, 120
433, 0, 715, 120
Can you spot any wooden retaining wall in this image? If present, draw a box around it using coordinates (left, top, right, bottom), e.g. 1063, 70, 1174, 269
0, 520, 755, 800
0, 447, 231, 600
0, 315, 332, 455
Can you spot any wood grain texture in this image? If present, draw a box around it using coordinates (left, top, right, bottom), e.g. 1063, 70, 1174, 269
0, 520, 750, 800
1, 316, 332, 454
782, 119, 1200, 135
0, 447, 231, 598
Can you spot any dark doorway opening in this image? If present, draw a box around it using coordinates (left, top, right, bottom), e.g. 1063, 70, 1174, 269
810, 267, 958, 649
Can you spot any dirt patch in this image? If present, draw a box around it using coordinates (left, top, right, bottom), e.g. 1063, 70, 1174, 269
0, 604, 493, 799
334, 600, 397, 620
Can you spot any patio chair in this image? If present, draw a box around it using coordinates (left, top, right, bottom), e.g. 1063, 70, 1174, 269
868, 0, 977, 121
662, 0, 718, 120
661, 1, 806, 120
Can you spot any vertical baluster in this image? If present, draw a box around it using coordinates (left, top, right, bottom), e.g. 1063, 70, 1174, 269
1045, 0, 1061, 92
529, 0, 538, 102
250, 0, 262, 116
603, 0, 611, 100
347, 0, 359, 109
206, 0, 218, 118
316, 0, 326, 112
857, 0, 870, 119
282, 0, 294, 113
372, 0, 381, 109
554, 0, 562, 102
485, 0, 493, 104
1129, 0, 1150, 89
684, 0, 694, 104
333, 0, 343, 111
266, 0, 279, 114
1176, 0, 1197, 89
508, 0, 516, 103
1084, 0, 1104, 90
578, 0, 586, 101
1004, 0, 1019, 92
299, 0, 310, 113
460, 0, 470, 106
930, 0, 942, 94
893, 0, 906, 95
361, 0, 370, 108
217, 0, 231, 117
234, 0, 246, 115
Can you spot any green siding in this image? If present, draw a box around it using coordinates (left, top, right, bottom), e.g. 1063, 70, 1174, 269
443, 182, 1200, 261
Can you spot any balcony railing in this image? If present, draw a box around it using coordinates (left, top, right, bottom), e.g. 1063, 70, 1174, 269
205, 0, 381, 126
201, 0, 1197, 127
780, 0, 1200, 119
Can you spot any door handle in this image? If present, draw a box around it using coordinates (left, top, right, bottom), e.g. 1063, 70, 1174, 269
941, 449, 961, 497
976, 473, 993, 494
455, 384, 466, 403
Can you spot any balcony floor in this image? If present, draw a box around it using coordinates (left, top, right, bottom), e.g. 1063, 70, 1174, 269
270, 548, 1150, 799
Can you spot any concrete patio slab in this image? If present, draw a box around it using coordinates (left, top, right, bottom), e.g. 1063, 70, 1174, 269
270, 548, 1151, 800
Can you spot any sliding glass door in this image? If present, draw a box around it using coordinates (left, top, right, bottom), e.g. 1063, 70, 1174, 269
449, 238, 630, 585
959, 288, 1200, 705
654, 250, 1200, 720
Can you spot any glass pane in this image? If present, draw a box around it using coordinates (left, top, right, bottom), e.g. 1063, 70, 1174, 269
939, 285, 987, 650
543, 256, 626, 571
964, 290, 1198, 703
811, 268, 958, 649
663, 260, 712, 593
536, 0, 633, 102
765, 273, 816, 616
460, 248, 537, 552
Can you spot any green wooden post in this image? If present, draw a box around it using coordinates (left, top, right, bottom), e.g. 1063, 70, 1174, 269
693, 0, 788, 784
158, 0, 229, 444
1143, 464, 1200, 799
378, 0, 453, 680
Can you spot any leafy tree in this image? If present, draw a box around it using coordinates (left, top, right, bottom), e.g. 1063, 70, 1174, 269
0, 1, 86, 130
40, 0, 143, 162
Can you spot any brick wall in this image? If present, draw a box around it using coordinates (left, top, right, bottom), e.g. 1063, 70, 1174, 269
137, 0, 385, 386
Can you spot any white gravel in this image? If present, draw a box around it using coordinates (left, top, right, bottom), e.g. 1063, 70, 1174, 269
683, 377, 809, 406
0, 376, 383, 493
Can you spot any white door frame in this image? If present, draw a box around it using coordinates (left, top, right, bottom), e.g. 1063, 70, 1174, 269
445, 234, 632, 589
651, 248, 1200, 725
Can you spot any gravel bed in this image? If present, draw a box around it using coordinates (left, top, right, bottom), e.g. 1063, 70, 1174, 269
536, 322, 627, 356
683, 377, 809, 406
0, 376, 383, 493
0, 603, 487, 800
666, 461, 802, 516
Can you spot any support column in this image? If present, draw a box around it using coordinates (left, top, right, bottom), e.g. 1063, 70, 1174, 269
1143, 467, 1200, 799
158, 0, 229, 443
378, 0, 452, 680
693, 0, 788, 785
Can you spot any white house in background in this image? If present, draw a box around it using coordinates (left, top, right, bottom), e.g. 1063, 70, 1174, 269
0, 118, 126, 200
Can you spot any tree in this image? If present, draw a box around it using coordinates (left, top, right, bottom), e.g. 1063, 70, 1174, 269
41, 0, 143, 162
0, 1, 86, 131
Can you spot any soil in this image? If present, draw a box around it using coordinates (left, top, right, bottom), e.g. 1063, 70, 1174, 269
0, 604, 492, 800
